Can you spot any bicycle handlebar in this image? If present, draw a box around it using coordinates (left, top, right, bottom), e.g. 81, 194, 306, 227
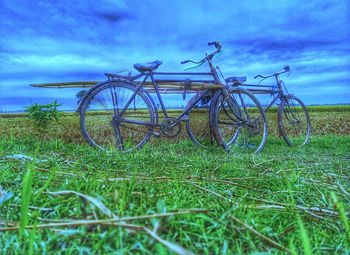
181, 41, 222, 65
254, 74, 265, 79
208, 41, 222, 50
180, 59, 203, 65
254, 65, 291, 79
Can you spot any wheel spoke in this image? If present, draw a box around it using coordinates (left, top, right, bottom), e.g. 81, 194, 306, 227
80, 82, 154, 151
113, 124, 124, 150
110, 87, 119, 115
214, 88, 267, 153
185, 91, 214, 147
279, 96, 310, 146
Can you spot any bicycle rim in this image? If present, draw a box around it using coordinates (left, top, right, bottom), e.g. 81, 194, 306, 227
278, 95, 311, 146
80, 82, 155, 151
214, 88, 268, 153
185, 91, 216, 147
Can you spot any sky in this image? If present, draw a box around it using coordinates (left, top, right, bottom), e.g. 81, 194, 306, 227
0, 0, 349, 111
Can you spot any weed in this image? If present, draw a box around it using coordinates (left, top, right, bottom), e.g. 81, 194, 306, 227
25, 100, 61, 132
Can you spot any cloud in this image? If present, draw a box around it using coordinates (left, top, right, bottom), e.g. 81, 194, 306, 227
0, 0, 349, 111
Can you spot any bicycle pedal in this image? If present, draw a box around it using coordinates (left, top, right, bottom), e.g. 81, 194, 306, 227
153, 132, 161, 138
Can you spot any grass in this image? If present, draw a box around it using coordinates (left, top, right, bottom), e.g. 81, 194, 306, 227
0, 106, 349, 254
1, 105, 349, 119
19, 161, 34, 238
0, 134, 349, 254
297, 215, 312, 255
1, 106, 350, 146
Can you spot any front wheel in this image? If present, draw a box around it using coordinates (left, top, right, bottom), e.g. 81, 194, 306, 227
185, 91, 216, 147
80, 81, 156, 151
278, 95, 311, 146
212, 88, 268, 153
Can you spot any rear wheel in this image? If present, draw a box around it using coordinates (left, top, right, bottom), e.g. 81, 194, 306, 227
278, 95, 311, 146
185, 91, 216, 147
213, 88, 268, 153
80, 81, 155, 151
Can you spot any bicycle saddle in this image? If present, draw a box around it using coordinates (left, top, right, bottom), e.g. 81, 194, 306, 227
133, 60, 163, 72
225, 76, 247, 85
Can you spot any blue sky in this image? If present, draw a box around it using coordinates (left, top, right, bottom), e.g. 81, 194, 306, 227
0, 0, 349, 111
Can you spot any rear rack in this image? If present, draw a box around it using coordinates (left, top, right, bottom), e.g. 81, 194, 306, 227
227, 83, 278, 95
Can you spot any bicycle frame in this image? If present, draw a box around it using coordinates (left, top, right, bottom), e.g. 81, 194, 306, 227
111, 54, 224, 129
83, 40, 258, 145
236, 70, 289, 113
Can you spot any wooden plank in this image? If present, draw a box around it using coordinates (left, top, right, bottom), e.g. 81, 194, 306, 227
31, 81, 98, 88
31, 81, 224, 90
246, 89, 276, 94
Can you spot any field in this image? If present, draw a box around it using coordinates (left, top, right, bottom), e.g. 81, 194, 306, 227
1, 105, 350, 144
0, 106, 350, 254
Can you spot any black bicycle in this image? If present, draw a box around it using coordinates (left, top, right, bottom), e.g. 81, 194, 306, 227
78, 42, 268, 152
233, 66, 311, 146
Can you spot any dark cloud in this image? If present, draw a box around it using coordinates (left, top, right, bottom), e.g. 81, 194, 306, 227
98, 12, 125, 22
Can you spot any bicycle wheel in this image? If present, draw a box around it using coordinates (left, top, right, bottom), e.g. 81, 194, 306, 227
80, 81, 155, 151
278, 95, 311, 146
185, 91, 216, 147
213, 88, 268, 153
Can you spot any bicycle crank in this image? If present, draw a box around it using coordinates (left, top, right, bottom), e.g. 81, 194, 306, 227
243, 117, 262, 136
160, 117, 181, 138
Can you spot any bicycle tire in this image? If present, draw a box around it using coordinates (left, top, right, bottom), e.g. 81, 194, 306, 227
278, 95, 311, 146
185, 91, 216, 147
212, 87, 268, 153
80, 81, 156, 151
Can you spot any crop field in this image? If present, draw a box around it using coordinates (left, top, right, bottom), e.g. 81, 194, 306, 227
1, 105, 350, 144
0, 106, 349, 254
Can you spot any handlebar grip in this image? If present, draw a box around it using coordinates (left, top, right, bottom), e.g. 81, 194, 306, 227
283, 65, 290, 72
254, 75, 258, 79
181, 60, 190, 64
208, 41, 222, 50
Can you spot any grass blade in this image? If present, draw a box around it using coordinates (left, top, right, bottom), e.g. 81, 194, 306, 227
229, 215, 292, 254
19, 163, 34, 238
47, 190, 117, 218
143, 227, 195, 255
297, 215, 312, 255
331, 192, 350, 249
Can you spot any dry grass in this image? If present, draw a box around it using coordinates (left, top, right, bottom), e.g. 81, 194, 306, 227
0, 106, 349, 146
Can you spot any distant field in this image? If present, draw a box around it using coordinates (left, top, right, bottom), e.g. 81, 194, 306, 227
0, 105, 349, 145
2, 105, 350, 118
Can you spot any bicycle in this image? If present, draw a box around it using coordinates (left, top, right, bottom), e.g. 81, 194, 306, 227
78, 42, 268, 153
231, 66, 311, 146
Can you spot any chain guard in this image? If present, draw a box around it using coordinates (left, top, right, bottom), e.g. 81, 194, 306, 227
160, 117, 181, 138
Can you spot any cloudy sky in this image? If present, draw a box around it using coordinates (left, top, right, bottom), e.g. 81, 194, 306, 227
0, 0, 349, 111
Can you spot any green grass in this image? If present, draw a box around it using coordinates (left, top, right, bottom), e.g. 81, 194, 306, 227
19, 161, 34, 238
0, 105, 349, 253
0, 135, 349, 254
